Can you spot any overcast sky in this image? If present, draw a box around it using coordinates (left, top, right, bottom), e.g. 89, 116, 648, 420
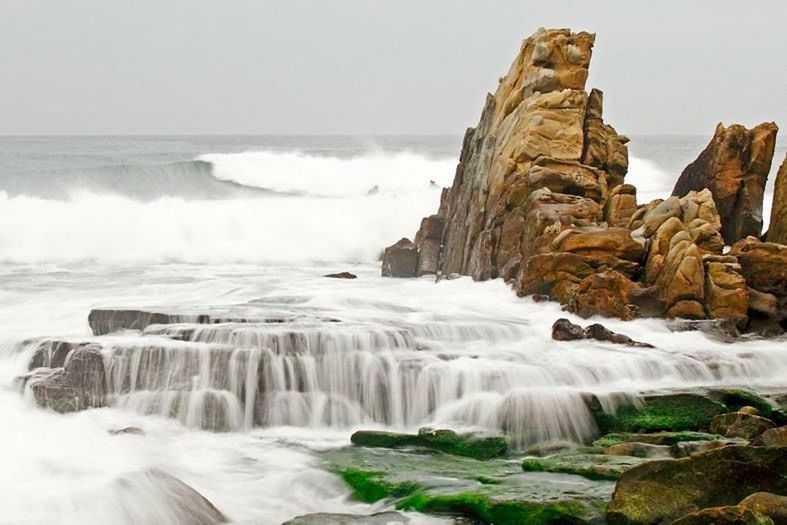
1, 1, 785, 135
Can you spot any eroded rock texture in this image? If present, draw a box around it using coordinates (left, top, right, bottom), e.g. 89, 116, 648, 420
672, 122, 779, 245
382, 27, 783, 333
767, 155, 787, 245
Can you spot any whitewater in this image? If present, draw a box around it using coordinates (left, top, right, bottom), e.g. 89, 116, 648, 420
0, 135, 785, 525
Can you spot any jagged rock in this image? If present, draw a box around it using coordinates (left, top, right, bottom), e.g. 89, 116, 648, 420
414, 215, 444, 276
28, 339, 81, 369
27, 345, 106, 413
605, 184, 639, 227
552, 226, 644, 262
739, 492, 787, 525
657, 231, 706, 319
567, 270, 643, 320
767, 155, 787, 244
551, 318, 653, 347
672, 122, 779, 244
324, 272, 357, 279
606, 446, 787, 525
381, 238, 418, 278
669, 506, 775, 525
710, 412, 776, 440
582, 88, 629, 188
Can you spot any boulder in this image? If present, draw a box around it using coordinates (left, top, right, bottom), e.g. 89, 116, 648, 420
589, 393, 726, 433
739, 493, 787, 525
605, 184, 639, 227
703, 255, 749, 325
606, 446, 787, 525
672, 122, 779, 244
710, 412, 776, 440
551, 318, 653, 347
730, 238, 787, 299
669, 506, 775, 525
381, 238, 418, 278
27, 345, 107, 413
414, 215, 444, 276
767, 155, 787, 244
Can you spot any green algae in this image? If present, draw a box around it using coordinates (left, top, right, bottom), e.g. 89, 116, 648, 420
591, 394, 726, 433
521, 453, 646, 481
592, 431, 726, 448
350, 428, 508, 459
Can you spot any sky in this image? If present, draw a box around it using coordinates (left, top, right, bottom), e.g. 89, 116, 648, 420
1, 1, 785, 135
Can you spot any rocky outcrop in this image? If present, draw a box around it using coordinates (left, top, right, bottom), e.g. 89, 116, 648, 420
606, 446, 787, 525
672, 122, 779, 244
739, 493, 787, 525
380, 27, 783, 335
729, 237, 787, 333
767, 156, 787, 245
350, 428, 508, 460
669, 506, 775, 525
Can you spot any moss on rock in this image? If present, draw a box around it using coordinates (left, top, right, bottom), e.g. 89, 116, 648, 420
522, 453, 647, 481
350, 428, 508, 460
589, 394, 726, 433
592, 431, 727, 448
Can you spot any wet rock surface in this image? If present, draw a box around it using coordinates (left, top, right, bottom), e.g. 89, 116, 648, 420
24, 345, 106, 413
282, 512, 412, 525
551, 318, 654, 347
351, 428, 508, 460
739, 493, 787, 525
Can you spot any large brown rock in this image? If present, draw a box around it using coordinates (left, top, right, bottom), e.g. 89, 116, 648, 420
582, 88, 629, 189
606, 445, 787, 525
672, 122, 779, 244
703, 255, 749, 325
767, 155, 787, 245
414, 215, 444, 277
710, 412, 777, 440
605, 184, 639, 227
669, 506, 775, 525
730, 238, 787, 299
381, 238, 418, 278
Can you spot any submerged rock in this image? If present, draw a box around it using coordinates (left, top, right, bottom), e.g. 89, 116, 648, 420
605, 445, 787, 525
551, 318, 654, 348
350, 428, 508, 460
522, 452, 647, 480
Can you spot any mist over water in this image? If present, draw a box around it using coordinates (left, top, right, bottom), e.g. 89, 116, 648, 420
0, 135, 785, 525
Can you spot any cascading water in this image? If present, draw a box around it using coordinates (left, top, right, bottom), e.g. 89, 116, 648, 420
1, 135, 786, 525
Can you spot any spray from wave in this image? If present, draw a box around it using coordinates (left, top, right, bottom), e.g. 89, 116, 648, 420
0, 150, 455, 264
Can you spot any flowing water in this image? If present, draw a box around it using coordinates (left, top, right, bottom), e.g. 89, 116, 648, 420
0, 135, 785, 525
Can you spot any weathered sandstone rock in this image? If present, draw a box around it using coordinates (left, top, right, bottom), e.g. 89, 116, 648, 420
672, 122, 779, 244
753, 426, 787, 448
414, 215, 444, 276
767, 155, 787, 244
669, 506, 775, 525
605, 184, 638, 227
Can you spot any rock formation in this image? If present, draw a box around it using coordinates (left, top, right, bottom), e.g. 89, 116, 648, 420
767, 155, 787, 245
672, 122, 779, 245
381, 27, 784, 335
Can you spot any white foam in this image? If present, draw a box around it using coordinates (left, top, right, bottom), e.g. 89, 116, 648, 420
201, 150, 456, 197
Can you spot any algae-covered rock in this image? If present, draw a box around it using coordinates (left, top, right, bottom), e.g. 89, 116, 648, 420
522, 452, 648, 480
282, 512, 411, 525
350, 428, 508, 460
324, 446, 611, 525
606, 446, 787, 525
589, 394, 726, 433
605, 442, 672, 459
592, 431, 726, 448
708, 389, 783, 423
669, 506, 775, 525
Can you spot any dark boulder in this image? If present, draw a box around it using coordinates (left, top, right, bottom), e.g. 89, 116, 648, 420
324, 272, 357, 279
739, 493, 787, 525
381, 238, 418, 278
551, 318, 654, 347
669, 506, 775, 525
27, 345, 106, 413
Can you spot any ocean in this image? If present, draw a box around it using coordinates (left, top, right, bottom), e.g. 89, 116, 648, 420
0, 135, 785, 524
